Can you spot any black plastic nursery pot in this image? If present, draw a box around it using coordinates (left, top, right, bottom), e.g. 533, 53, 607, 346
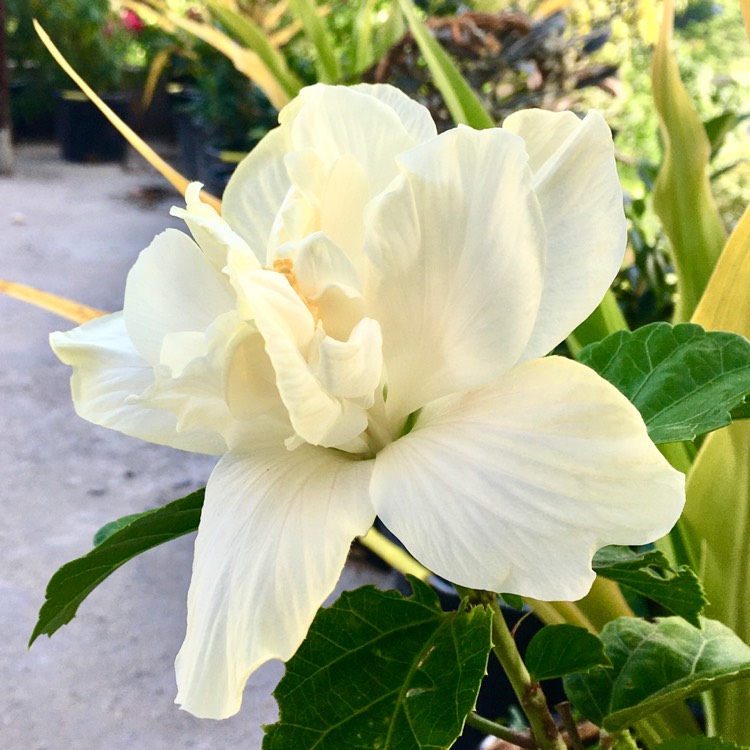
167, 84, 203, 179
55, 90, 131, 163
196, 145, 246, 199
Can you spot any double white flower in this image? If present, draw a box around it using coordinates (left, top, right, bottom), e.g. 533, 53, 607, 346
51, 84, 684, 719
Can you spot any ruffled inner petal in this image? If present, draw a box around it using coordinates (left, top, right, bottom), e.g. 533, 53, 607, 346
170, 181, 260, 272
123, 228, 235, 365
231, 269, 376, 448
364, 125, 546, 424
50, 313, 226, 454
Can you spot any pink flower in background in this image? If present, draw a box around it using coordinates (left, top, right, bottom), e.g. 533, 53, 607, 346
120, 9, 145, 34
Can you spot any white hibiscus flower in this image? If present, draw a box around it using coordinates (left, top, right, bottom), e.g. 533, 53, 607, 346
51, 83, 685, 719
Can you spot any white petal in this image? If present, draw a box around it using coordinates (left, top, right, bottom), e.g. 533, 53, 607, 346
504, 110, 627, 359
170, 182, 260, 272
318, 154, 370, 266
50, 313, 226, 454
133, 312, 288, 448
365, 126, 546, 424
221, 127, 292, 262
371, 356, 685, 601
224, 85, 434, 272
293, 231, 362, 299
225, 323, 285, 423
311, 317, 383, 402
285, 84, 422, 196
502, 109, 582, 173
234, 270, 370, 447
175, 446, 375, 718
281, 149, 369, 270
123, 229, 235, 364
351, 83, 438, 143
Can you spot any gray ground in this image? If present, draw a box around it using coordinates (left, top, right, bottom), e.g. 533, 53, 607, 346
1, 144, 391, 750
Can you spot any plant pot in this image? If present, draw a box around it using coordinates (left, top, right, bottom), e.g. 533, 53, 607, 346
196, 144, 247, 199
167, 84, 203, 178
55, 90, 131, 163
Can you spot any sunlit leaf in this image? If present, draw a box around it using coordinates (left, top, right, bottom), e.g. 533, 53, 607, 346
566, 289, 628, 355
592, 546, 706, 627
288, 0, 341, 83
741, 0, 750, 41
352, 0, 378, 73
704, 111, 739, 159
637, 0, 659, 44
693, 205, 750, 339
564, 617, 750, 732
578, 322, 750, 443
33, 21, 220, 211
685, 205, 750, 743
534, 0, 574, 19
156, 7, 293, 110
358, 527, 431, 582
204, 0, 303, 101
651, 0, 726, 322
397, 0, 494, 129
656, 739, 750, 750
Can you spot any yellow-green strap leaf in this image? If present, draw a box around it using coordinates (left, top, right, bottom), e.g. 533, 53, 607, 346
288, 0, 341, 83
204, 0, 303, 101
651, 0, 726, 322
397, 0, 494, 130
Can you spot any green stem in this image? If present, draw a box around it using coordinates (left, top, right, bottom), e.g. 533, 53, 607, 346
598, 729, 640, 750
480, 593, 567, 750
464, 712, 536, 749
528, 599, 598, 632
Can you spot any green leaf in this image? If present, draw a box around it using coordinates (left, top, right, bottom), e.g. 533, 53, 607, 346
204, 0, 303, 100
263, 577, 493, 750
352, 0, 378, 73
499, 593, 524, 610
657, 739, 750, 750
651, 0, 726, 322
577, 322, 750, 444
730, 397, 750, 421
593, 546, 707, 627
397, 0, 494, 130
92, 511, 150, 546
29, 489, 204, 646
288, 0, 341, 83
563, 617, 750, 732
526, 625, 611, 682
703, 111, 739, 160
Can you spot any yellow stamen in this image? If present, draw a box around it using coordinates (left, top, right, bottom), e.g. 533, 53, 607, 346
271, 258, 319, 320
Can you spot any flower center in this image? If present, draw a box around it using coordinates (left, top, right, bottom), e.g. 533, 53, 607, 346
271, 257, 319, 321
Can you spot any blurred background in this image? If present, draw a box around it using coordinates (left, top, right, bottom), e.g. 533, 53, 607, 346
4, 0, 749, 324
